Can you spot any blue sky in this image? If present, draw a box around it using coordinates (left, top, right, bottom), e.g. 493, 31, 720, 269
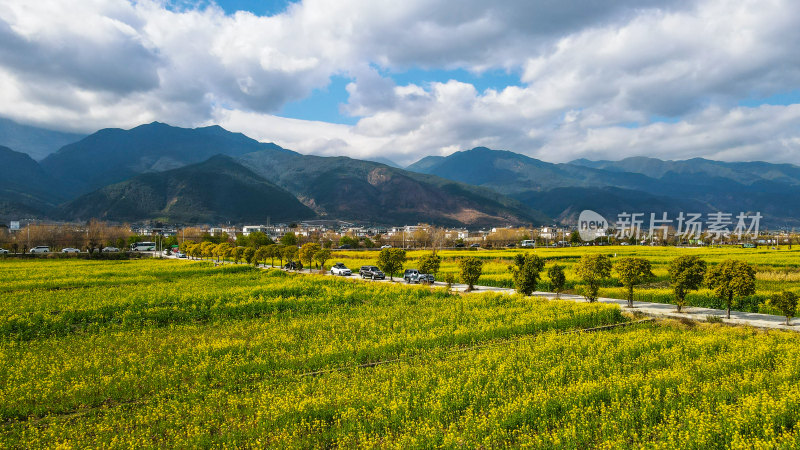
2, 0, 800, 164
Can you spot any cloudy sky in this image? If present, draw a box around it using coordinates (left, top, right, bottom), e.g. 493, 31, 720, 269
1, 0, 799, 165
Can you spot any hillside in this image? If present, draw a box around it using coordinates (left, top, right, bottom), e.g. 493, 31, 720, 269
238, 149, 549, 227
571, 156, 800, 186
41, 122, 293, 198
0, 145, 59, 220
61, 155, 315, 223
408, 147, 800, 226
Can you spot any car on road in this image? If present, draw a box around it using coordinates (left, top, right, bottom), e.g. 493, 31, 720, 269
454, 243, 465, 248
330, 262, 352, 276
469, 243, 481, 248
506, 243, 516, 248
380, 245, 392, 249
419, 273, 435, 284
30, 246, 50, 254
176, 252, 188, 258
0, 248, 8, 254
102, 246, 120, 252
338, 244, 352, 249
284, 261, 303, 270
62, 248, 80, 253
404, 269, 434, 284
359, 265, 385, 280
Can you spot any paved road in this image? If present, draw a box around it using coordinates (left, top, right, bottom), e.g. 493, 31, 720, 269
173, 255, 798, 332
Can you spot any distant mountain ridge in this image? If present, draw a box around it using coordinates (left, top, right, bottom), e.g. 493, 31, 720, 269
407, 147, 800, 226
28, 122, 548, 226
41, 122, 292, 198
0, 117, 85, 161
3, 120, 799, 227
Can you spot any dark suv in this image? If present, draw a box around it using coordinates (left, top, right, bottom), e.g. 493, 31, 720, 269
359, 265, 385, 280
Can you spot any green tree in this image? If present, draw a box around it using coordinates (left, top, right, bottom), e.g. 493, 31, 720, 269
418, 252, 442, 277
362, 238, 375, 249
705, 259, 756, 319
771, 290, 798, 326
459, 257, 484, 292
575, 254, 612, 302
509, 253, 545, 296
200, 241, 216, 260
547, 264, 566, 299
254, 246, 270, 267
377, 248, 406, 280
314, 248, 332, 271
569, 230, 582, 245
282, 246, 299, 268
214, 243, 233, 263
232, 247, 244, 264
248, 231, 273, 249
299, 242, 321, 269
280, 232, 298, 246
339, 235, 359, 248
243, 247, 255, 265
614, 257, 655, 308
668, 255, 707, 313
265, 244, 282, 267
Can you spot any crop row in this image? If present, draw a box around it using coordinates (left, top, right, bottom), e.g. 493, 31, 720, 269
3, 322, 799, 448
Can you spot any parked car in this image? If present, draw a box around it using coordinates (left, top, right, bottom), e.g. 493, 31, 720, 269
404, 269, 434, 284
330, 262, 352, 276
0, 248, 8, 254
284, 261, 303, 270
30, 246, 50, 254
102, 246, 120, 252
380, 245, 392, 249
359, 265, 385, 280
417, 273, 435, 284
62, 248, 80, 253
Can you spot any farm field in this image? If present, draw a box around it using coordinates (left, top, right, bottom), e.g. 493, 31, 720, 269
330, 245, 800, 314
1, 259, 800, 447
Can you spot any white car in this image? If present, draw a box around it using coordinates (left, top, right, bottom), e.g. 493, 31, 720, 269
330, 262, 352, 276
30, 246, 50, 253
62, 248, 81, 253
380, 245, 392, 249
102, 246, 120, 252
0, 248, 8, 254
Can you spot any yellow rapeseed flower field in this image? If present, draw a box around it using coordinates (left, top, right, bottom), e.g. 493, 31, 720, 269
1, 258, 799, 447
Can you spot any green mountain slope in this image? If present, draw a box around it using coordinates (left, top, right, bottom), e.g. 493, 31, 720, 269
238, 150, 549, 227
41, 122, 292, 198
62, 155, 315, 224
0, 145, 59, 220
408, 147, 800, 226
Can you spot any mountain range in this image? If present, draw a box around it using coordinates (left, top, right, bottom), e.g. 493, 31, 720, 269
1, 121, 797, 227
407, 147, 800, 227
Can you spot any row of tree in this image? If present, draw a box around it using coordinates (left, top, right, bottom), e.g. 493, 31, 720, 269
509, 253, 797, 324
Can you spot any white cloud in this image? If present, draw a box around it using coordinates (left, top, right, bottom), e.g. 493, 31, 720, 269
0, 0, 799, 166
